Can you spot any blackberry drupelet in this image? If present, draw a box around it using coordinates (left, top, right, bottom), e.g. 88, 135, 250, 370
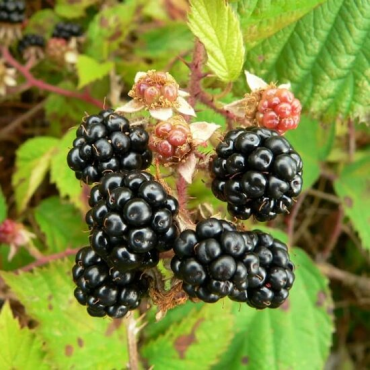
88, 170, 179, 272
52, 22, 83, 41
0, 0, 25, 24
17, 34, 45, 54
72, 246, 149, 318
211, 127, 303, 221
171, 218, 295, 309
67, 109, 153, 184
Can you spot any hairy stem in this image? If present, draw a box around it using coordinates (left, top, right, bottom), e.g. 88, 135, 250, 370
15, 248, 80, 273
125, 314, 140, 370
1, 46, 104, 109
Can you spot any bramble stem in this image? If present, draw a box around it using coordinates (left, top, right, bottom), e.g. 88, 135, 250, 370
1, 46, 104, 109
125, 314, 140, 370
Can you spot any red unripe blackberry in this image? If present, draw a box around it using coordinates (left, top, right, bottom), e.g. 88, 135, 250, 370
256, 88, 302, 134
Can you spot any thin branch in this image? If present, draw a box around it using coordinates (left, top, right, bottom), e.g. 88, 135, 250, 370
15, 248, 80, 273
306, 188, 342, 205
1, 46, 104, 109
287, 193, 306, 247
0, 100, 46, 138
318, 263, 370, 298
176, 174, 188, 212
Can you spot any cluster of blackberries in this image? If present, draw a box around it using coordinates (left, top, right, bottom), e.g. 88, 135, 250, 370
0, 0, 25, 24
211, 127, 303, 221
17, 34, 45, 54
52, 22, 83, 41
67, 109, 152, 184
87, 171, 179, 269
72, 246, 149, 318
171, 218, 294, 308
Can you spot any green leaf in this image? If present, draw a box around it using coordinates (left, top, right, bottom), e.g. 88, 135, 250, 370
334, 156, 370, 251
234, 0, 327, 49
12, 137, 59, 214
213, 248, 334, 370
0, 186, 6, 223
55, 0, 99, 19
1, 260, 129, 369
142, 302, 234, 369
86, 2, 138, 60
0, 301, 47, 369
137, 23, 193, 59
76, 55, 113, 89
245, 0, 370, 121
34, 197, 87, 254
25, 9, 60, 38
285, 116, 334, 190
45, 82, 98, 137
188, 0, 245, 82
50, 130, 89, 213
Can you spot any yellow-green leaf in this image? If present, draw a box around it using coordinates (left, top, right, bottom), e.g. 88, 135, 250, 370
77, 55, 114, 89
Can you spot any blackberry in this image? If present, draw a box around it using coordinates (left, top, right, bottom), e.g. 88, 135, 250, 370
211, 127, 303, 221
72, 246, 149, 318
88, 170, 179, 272
67, 110, 153, 184
52, 22, 83, 41
171, 219, 295, 309
17, 34, 45, 54
0, 0, 25, 24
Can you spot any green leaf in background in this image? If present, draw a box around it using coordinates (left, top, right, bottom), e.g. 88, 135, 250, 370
245, 0, 370, 121
0, 186, 6, 223
334, 156, 370, 251
55, 0, 99, 19
25, 9, 60, 37
34, 197, 87, 254
76, 55, 113, 89
285, 116, 335, 190
45, 82, 98, 137
213, 248, 334, 370
86, 1, 139, 60
188, 0, 245, 82
0, 301, 47, 370
137, 23, 193, 60
12, 137, 58, 214
50, 130, 89, 213
142, 302, 234, 369
1, 260, 129, 369
234, 0, 327, 49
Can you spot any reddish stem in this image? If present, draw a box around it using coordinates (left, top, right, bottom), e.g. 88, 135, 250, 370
176, 174, 188, 212
15, 248, 80, 273
1, 46, 104, 109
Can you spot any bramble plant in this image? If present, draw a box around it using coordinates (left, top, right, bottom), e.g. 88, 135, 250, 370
0, 1, 369, 369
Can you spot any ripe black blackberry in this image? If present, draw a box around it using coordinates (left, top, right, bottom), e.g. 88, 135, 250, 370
67, 110, 153, 184
171, 218, 295, 309
0, 0, 25, 24
52, 22, 83, 41
17, 34, 45, 54
87, 170, 179, 272
211, 127, 303, 221
72, 246, 149, 318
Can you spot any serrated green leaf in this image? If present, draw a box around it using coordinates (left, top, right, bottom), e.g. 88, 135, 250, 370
245, 0, 370, 121
86, 2, 139, 60
1, 260, 129, 369
50, 130, 89, 213
285, 116, 334, 190
0, 302, 48, 370
12, 137, 59, 214
234, 0, 327, 49
25, 9, 60, 38
213, 248, 334, 370
55, 0, 99, 19
34, 197, 87, 254
0, 186, 6, 223
188, 0, 245, 82
334, 156, 370, 251
142, 302, 234, 369
76, 55, 113, 89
